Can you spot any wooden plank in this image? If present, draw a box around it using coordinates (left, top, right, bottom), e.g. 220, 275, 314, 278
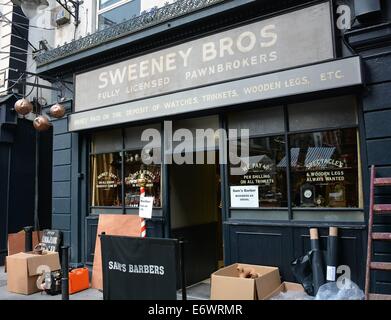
369, 293, 391, 300
374, 204, 391, 214
372, 233, 391, 240
370, 262, 391, 271
91, 214, 141, 290
374, 178, 391, 186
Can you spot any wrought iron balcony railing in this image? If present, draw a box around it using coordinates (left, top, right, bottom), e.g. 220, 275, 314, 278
35, 0, 226, 67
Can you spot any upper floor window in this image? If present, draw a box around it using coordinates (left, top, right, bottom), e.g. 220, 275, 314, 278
97, 0, 177, 31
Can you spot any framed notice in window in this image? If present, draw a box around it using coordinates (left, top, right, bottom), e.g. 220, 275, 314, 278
230, 186, 259, 208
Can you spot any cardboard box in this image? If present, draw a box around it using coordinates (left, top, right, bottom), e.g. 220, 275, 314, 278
6, 230, 43, 272
6, 251, 61, 295
210, 263, 281, 300
264, 282, 305, 300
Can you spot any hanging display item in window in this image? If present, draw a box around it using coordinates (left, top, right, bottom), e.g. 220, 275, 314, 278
328, 183, 346, 207
124, 162, 161, 207
290, 129, 360, 208
300, 183, 316, 207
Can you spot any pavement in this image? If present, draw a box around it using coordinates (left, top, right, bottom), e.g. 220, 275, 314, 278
0, 266, 102, 300
0, 266, 210, 300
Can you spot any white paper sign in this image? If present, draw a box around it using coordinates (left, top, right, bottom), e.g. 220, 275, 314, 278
230, 186, 259, 208
326, 266, 336, 281
139, 196, 154, 219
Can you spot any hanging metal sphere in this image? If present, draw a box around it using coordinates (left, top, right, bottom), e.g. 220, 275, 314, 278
33, 115, 51, 131
14, 98, 33, 116
49, 103, 66, 118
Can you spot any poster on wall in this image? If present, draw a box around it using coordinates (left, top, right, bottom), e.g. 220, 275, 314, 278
230, 186, 259, 208
101, 235, 179, 300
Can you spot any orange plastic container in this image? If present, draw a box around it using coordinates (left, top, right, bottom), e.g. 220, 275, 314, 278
69, 267, 89, 294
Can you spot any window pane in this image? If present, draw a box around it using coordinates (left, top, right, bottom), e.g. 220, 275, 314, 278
98, 1, 141, 30
99, 0, 121, 10
168, 116, 220, 154
125, 124, 161, 150
90, 153, 122, 206
91, 129, 122, 154
140, 0, 177, 12
124, 150, 161, 207
229, 136, 287, 208
290, 128, 360, 208
288, 96, 357, 131
228, 106, 284, 137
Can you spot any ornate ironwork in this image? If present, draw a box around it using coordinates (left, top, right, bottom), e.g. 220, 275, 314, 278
56, 0, 81, 25
35, 0, 226, 67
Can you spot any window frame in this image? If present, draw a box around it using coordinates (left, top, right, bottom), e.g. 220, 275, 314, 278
227, 96, 363, 221
96, 0, 137, 31
88, 126, 163, 213
228, 133, 289, 209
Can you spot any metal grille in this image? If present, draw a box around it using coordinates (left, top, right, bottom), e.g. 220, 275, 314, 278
35, 0, 226, 66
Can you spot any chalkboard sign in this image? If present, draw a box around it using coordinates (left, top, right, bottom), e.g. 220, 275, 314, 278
41, 229, 62, 252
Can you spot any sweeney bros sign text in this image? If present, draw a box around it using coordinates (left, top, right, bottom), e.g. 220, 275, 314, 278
74, 3, 333, 112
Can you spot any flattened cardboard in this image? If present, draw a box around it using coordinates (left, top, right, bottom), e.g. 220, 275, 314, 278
91, 214, 141, 290
6, 251, 60, 295
210, 263, 281, 300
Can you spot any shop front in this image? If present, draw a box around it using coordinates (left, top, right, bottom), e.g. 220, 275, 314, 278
37, 0, 391, 294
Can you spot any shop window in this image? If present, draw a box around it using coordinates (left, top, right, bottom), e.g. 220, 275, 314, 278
229, 136, 288, 208
91, 129, 123, 154
288, 96, 357, 131
228, 106, 285, 136
89, 125, 162, 210
124, 151, 161, 207
90, 152, 122, 207
290, 128, 360, 208
227, 96, 363, 221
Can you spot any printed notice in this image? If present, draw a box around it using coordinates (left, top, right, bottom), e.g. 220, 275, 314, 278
139, 196, 154, 219
326, 266, 336, 281
230, 186, 259, 208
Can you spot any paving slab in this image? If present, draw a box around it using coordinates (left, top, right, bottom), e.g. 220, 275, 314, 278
0, 266, 102, 300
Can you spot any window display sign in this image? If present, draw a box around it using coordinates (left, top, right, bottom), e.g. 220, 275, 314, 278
139, 196, 154, 219
90, 152, 122, 207
290, 128, 359, 208
306, 170, 345, 183
230, 186, 259, 208
74, 2, 333, 112
96, 172, 120, 189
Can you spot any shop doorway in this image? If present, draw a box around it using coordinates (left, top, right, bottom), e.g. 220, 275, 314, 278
170, 150, 224, 286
